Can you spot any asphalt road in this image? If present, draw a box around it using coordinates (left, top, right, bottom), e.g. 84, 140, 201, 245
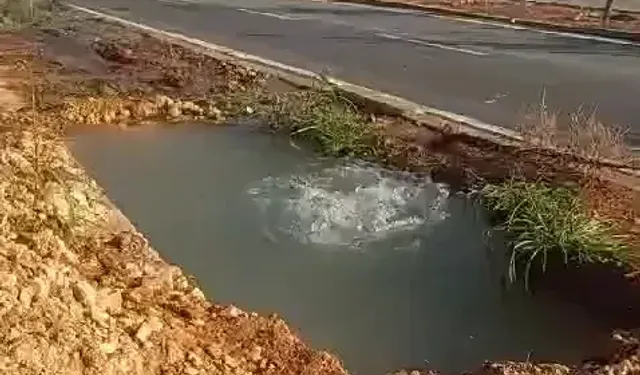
70, 0, 640, 144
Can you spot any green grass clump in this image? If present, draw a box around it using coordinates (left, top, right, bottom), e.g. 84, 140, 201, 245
482, 181, 627, 288
265, 88, 376, 157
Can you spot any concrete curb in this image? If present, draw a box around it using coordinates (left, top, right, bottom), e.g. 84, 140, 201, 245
65, 2, 640, 174
65, 3, 524, 144
335, 0, 640, 43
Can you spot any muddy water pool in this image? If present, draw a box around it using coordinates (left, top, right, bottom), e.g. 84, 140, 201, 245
68, 123, 611, 374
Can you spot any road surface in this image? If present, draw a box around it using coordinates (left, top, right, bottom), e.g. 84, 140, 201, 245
70, 0, 640, 144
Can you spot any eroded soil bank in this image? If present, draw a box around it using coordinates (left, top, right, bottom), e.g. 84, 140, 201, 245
0, 6, 639, 375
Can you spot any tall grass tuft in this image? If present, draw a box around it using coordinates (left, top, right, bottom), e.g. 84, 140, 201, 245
517, 90, 633, 166
483, 181, 628, 289
265, 86, 376, 157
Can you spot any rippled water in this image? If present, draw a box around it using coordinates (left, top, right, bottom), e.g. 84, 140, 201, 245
68, 123, 611, 375
247, 161, 449, 249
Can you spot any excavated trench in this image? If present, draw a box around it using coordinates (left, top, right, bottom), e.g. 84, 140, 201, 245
68, 123, 617, 375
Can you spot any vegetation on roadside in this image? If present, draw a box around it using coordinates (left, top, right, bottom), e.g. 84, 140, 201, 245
0, 0, 53, 29
518, 92, 633, 166
483, 180, 628, 288
263, 87, 377, 157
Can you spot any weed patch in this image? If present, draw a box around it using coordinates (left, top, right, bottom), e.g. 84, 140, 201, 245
518, 92, 634, 166
264, 88, 377, 157
483, 180, 628, 288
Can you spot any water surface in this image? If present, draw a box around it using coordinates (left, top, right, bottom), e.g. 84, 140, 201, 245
69, 124, 610, 375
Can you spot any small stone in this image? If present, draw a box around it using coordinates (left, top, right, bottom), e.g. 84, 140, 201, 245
19, 287, 35, 308
184, 367, 199, 375
99, 340, 118, 355
166, 341, 183, 364
259, 359, 268, 369
97, 289, 122, 315
86, 113, 98, 124
225, 305, 242, 318
205, 344, 222, 359
180, 101, 194, 112
136, 102, 156, 118
168, 104, 182, 118
43, 182, 70, 221
191, 319, 205, 327
207, 106, 222, 119
31, 277, 49, 300
91, 308, 109, 326
135, 316, 163, 343
154, 95, 173, 109
118, 108, 131, 120
224, 354, 239, 368
0, 272, 17, 290
245, 106, 254, 114
73, 281, 97, 307
187, 352, 202, 367
190, 288, 206, 301
410, 371, 421, 375
58, 240, 78, 265
105, 110, 117, 123
249, 346, 262, 362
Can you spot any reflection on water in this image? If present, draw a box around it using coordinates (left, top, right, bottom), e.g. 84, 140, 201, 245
68, 124, 611, 375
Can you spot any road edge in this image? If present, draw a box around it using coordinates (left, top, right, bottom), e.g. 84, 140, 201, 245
64, 3, 524, 141
334, 0, 640, 44
65, 2, 640, 175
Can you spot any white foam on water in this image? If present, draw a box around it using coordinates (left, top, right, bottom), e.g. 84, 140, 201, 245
247, 161, 450, 249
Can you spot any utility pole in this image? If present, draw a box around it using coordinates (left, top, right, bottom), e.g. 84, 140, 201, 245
602, 0, 615, 26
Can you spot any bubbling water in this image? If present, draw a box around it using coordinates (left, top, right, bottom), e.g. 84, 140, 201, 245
247, 161, 450, 249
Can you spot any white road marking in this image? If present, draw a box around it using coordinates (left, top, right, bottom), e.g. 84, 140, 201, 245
484, 92, 508, 104
336, 0, 640, 47
376, 32, 488, 56
237, 7, 304, 21
66, 3, 520, 142
332, 1, 423, 15
428, 12, 640, 47
236, 5, 487, 57
158, 0, 197, 4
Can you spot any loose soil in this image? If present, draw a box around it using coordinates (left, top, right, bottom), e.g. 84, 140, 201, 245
0, 6, 639, 375
334, 0, 640, 33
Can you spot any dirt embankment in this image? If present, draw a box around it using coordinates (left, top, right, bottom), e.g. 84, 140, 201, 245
0, 11, 347, 375
0, 6, 639, 375
0, 129, 347, 375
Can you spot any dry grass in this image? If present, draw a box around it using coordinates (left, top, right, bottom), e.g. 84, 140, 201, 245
566, 109, 632, 164
517, 91, 634, 167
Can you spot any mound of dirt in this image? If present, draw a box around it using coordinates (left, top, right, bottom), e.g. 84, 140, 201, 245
0, 129, 349, 375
